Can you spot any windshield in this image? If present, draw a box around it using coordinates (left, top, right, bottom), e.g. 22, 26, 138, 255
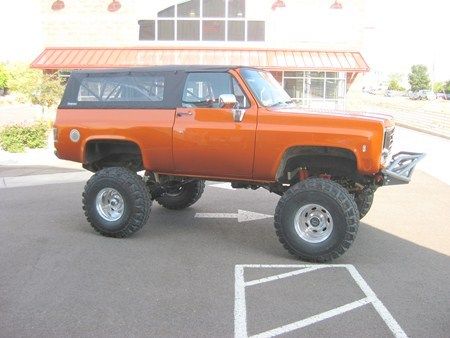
240, 69, 293, 107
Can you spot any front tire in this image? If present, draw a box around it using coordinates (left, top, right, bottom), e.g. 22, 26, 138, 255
274, 178, 359, 262
156, 180, 205, 210
82, 167, 151, 237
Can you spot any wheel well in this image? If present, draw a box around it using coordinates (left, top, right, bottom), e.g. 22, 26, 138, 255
84, 140, 143, 172
276, 146, 357, 183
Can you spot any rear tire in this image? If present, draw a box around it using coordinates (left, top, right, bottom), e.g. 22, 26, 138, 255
82, 167, 151, 237
274, 178, 359, 262
156, 180, 205, 210
354, 189, 374, 219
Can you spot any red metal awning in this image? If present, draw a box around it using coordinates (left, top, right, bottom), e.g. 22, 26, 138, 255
31, 47, 369, 72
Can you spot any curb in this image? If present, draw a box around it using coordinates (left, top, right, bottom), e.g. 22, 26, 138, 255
0, 171, 91, 189
395, 122, 450, 141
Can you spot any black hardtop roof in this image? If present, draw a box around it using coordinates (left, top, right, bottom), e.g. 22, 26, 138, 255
71, 65, 261, 75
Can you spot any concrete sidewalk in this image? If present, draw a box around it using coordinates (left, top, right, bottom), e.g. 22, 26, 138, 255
346, 93, 450, 139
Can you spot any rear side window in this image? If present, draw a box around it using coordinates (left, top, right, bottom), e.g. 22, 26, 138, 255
60, 70, 185, 109
77, 75, 165, 103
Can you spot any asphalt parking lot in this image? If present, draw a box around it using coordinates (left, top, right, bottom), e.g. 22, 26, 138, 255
0, 168, 449, 337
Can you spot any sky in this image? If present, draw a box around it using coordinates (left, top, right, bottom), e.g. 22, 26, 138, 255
363, 0, 450, 82
0, 0, 449, 82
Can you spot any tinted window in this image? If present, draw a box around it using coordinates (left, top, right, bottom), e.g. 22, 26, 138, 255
77, 75, 165, 103
182, 72, 249, 108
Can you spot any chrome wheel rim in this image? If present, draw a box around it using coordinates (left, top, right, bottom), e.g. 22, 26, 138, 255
294, 203, 333, 243
95, 188, 124, 222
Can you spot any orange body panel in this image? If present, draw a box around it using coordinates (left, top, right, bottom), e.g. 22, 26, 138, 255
253, 107, 388, 180
172, 105, 257, 178
54, 109, 176, 172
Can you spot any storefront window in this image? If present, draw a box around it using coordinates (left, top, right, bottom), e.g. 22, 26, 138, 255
325, 79, 345, 99
158, 6, 174, 18
203, 0, 225, 17
310, 78, 324, 99
177, 0, 200, 17
139, 0, 264, 42
228, 21, 245, 41
284, 71, 304, 77
138, 20, 155, 40
228, 0, 245, 17
282, 71, 346, 109
203, 20, 225, 41
284, 78, 304, 99
157, 20, 174, 40
177, 20, 200, 40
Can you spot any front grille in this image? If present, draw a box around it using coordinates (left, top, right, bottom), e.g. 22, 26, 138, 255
383, 127, 395, 152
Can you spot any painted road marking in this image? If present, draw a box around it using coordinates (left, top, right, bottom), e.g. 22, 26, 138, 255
209, 182, 236, 190
252, 298, 372, 338
235, 264, 408, 338
195, 210, 273, 223
0, 171, 90, 189
244, 266, 326, 287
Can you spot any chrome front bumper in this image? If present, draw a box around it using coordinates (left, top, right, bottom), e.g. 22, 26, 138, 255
382, 152, 425, 185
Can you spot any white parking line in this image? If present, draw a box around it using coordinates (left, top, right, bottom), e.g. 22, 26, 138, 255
235, 264, 408, 338
251, 298, 372, 338
244, 266, 325, 287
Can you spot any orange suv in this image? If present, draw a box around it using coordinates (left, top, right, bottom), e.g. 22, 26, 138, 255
54, 66, 423, 261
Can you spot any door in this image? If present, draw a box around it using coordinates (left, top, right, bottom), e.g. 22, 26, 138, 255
172, 71, 257, 179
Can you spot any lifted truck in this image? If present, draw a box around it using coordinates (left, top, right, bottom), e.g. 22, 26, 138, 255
54, 66, 424, 262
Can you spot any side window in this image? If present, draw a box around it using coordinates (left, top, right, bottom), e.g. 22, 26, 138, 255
182, 72, 249, 108
77, 75, 165, 103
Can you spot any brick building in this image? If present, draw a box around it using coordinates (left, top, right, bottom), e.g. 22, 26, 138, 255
32, 0, 369, 109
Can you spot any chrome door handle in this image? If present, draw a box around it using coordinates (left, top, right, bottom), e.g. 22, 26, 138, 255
232, 109, 246, 122
177, 111, 193, 117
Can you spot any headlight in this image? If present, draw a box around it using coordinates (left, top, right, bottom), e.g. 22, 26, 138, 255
381, 127, 395, 165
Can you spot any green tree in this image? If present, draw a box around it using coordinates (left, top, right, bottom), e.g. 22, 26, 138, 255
7, 64, 64, 111
388, 73, 405, 91
29, 73, 65, 113
433, 82, 444, 93
444, 81, 450, 94
408, 64, 430, 92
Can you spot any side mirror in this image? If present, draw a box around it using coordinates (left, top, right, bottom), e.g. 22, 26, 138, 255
219, 94, 238, 109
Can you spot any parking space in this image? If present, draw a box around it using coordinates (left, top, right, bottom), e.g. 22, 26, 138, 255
235, 264, 405, 337
0, 170, 449, 337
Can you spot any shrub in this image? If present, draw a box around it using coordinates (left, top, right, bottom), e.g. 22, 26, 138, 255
387, 73, 405, 91
0, 120, 50, 153
388, 79, 405, 91
0, 64, 8, 89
